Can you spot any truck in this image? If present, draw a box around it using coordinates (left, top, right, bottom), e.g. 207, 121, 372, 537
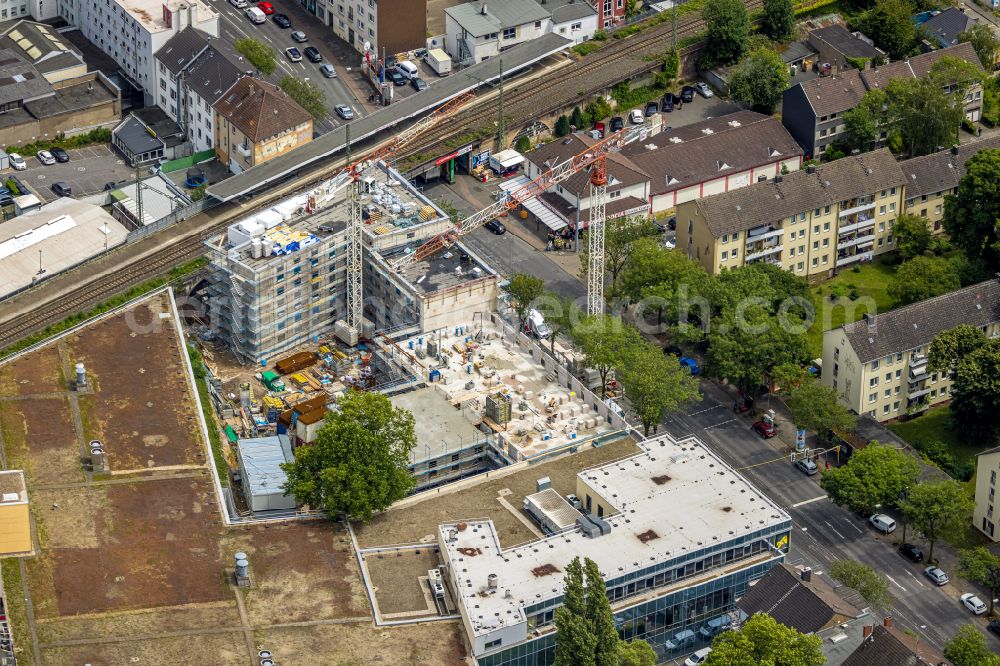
258, 370, 286, 392
424, 48, 452, 76
245, 6, 266, 23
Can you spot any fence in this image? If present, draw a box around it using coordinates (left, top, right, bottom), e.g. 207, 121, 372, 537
160, 149, 217, 174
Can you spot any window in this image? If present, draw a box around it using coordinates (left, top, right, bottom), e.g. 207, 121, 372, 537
879, 205, 886, 215
823, 222, 830, 231
889, 202, 896, 212
884, 389, 891, 398
571, 21, 581, 29
870, 377, 878, 387
824, 205, 831, 214
883, 404, 891, 414
721, 251, 728, 261
871, 359, 880, 370
813, 225, 820, 234
502, 27, 516, 40
885, 372, 892, 381
733, 231, 739, 240
723, 234, 729, 243
869, 392, 877, 403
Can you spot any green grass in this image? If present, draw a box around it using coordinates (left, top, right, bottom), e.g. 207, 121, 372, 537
1, 559, 33, 665
889, 406, 983, 466
805, 259, 897, 358
187, 343, 230, 487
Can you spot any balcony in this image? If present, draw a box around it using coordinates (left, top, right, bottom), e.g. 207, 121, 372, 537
909, 387, 932, 400
237, 141, 252, 158
840, 197, 876, 217
910, 354, 928, 371
747, 225, 784, 242
909, 368, 929, 384
838, 232, 876, 249
745, 243, 783, 262
838, 216, 876, 236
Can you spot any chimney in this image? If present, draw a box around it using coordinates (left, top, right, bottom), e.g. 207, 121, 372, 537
800, 567, 812, 582
806, 164, 816, 175
863, 312, 875, 331
863, 625, 874, 640
480, 2, 487, 14
883, 615, 893, 628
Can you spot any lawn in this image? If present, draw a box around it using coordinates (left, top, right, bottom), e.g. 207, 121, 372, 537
889, 405, 984, 466
805, 259, 897, 358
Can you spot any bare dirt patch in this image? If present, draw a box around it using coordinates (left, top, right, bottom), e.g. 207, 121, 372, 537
259, 621, 467, 666
225, 522, 369, 625
15, 397, 83, 485
355, 437, 639, 549
33, 486, 107, 549
35, 601, 242, 644
365, 548, 442, 615
40, 630, 251, 666
1, 344, 65, 395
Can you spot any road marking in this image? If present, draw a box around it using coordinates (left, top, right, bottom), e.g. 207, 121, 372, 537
885, 574, 907, 592
823, 520, 846, 540
703, 418, 736, 430
841, 518, 864, 535
688, 405, 723, 416
791, 495, 827, 508
903, 569, 926, 589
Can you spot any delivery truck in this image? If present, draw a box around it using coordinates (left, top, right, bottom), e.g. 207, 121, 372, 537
425, 48, 452, 76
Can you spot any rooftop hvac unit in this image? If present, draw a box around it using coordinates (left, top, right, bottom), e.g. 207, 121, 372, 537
576, 515, 601, 538
536, 476, 551, 492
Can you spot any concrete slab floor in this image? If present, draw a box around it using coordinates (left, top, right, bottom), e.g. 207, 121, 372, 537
391, 386, 484, 463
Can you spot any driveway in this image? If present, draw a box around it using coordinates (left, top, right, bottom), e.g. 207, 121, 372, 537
5, 145, 136, 203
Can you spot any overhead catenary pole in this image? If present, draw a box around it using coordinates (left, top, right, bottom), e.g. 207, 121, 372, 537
496, 60, 504, 150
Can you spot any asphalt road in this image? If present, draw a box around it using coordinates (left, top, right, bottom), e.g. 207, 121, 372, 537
659, 379, 1000, 653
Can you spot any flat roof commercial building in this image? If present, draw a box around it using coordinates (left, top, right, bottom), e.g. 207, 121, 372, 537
439, 432, 792, 664
0, 470, 31, 556
235, 435, 295, 512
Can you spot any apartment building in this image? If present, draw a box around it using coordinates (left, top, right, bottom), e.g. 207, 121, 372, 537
821, 278, 1000, 422
330, 0, 426, 56
440, 432, 791, 665
70, 0, 219, 105
902, 137, 1000, 233
974, 446, 1000, 542
676, 149, 906, 278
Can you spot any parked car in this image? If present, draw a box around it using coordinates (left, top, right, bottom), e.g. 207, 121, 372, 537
898, 543, 924, 563
36, 150, 56, 165
320, 63, 337, 78
869, 513, 896, 534
229, 0, 247, 7
961, 593, 988, 615
290, 30, 308, 42
272, 13, 291, 27
104, 181, 118, 191
681, 86, 695, 103
695, 81, 714, 98
526, 309, 551, 339
752, 420, 776, 438
410, 77, 427, 91
644, 100, 658, 116
51, 181, 72, 197
8, 153, 25, 170
628, 108, 644, 124
679, 357, 700, 375
665, 629, 696, 651
485, 219, 506, 235
50, 147, 69, 163
988, 620, 1000, 638
924, 566, 949, 586
662, 237, 676, 250
685, 648, 712, 666
609, 116, 624, 132
388, 69, 406, 86
304, 46, 322, 62
335, 104, 354, 120
795, 459, 818, 476
257, 0, 273, 13
285, 47, 302, 62
661, 94, 673, 112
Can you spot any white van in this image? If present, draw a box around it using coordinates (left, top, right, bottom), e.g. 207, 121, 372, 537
397, 60, 419, 80
698, 615, 731, 638
665, 629, 696, 650
525, 309, 551, 339
245, 7, 265, 23
869, 513, 896, 534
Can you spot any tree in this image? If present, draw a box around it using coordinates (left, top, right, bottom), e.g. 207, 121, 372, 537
620, 237, 708, 328
958, 547, 1000, 615
843, 89, 887, 152
701, 0, 750, 66
887, 256, 961, 306
761, 0, 795, 41
585, 97, 612, 124
580, 216, 655, 299
854, 0, 916, 61
619, 341, 701, 435
618, 640, 657, 666
786, 383, 856, 438
515, 134, 531, 152
959, 23, 1000, 70
828, 560, 892, 609
234, 37, 276, 76
893, 213, 932, 260
281, 391, 415, 521
279, 76, 327, 119
943, 148, 1000, 271
901, 480, 974, 564
554, 114, 572, 137
571, 105, 586, 129
929, 324, 988, 373
572, 314, 644, 397
704, 613, 824, 666
584, 559, 619, 666
950, 339, 1000, 441
945, 625, 1000, 666
728, 46, 791, 114
508, 273, 546, 328
820, 442, 921, 515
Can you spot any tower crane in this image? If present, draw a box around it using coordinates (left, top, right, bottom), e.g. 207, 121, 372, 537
390, 125, 645, 315
325, 92, 475, 339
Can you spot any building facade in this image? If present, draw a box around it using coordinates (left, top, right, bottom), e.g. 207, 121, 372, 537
445, 0, 551, 65
330, 0, 427, 56
974, 447, 1000, 542
439, 433, 792, 665
676, 150, 906, 278
821, 278, 1000, 422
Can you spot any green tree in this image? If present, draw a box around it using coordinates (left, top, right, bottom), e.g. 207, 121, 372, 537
929, 324, 988, 372
584, 559, 619, 666
854, 0, 916, 61
572, 314, 644, 397
580, 216, 656, 299
515, 134, 531, 152
728, 46, 791, 114
761, 0, 795, 41
281, 391, 415, 521
893, 213, 932, 260
943, 148, 1000, 271
554, 558, 596, 666
820, 442, 921, 515
945, 625, 1000, 666
279, 76, 327, 119
887, 256, 961, 306
705, 613, 825, 666
828, 560, 892, 609
234, 37, 276, 76
586, 97, 612, 123
618, 640, 657, 666
620, 237, 708, 329
619, 341, 701, 435
786, 382, 856, 438
950, 339, 1000, 441
508, 273, 546, 328
844, 89, 887, 152
701, 0, 750, 66
554, 114, 572, 137
958, 547, 1000, 615
571, 105, 586, 129
959, 23, 1000, 70
901, 480, 974, 563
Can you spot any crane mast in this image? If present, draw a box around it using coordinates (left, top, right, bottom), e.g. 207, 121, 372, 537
587, 158, 607, 316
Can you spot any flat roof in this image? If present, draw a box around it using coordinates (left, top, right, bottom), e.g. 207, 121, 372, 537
525, 487, 581, 530
0, 469, 27, 502
388, 242, 496, 295
0, 198, 128, 298
206, 33, 572, 202
440, 433, 791, 638
118, 0, 217, 33
391, 386, 485, 462
236, 434, 292, 498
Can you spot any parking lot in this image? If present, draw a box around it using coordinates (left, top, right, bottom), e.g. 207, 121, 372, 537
4, 145, 137, 203
648, 87, 741, 131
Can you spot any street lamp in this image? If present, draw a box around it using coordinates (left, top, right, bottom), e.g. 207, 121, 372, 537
37, 249, 45, 276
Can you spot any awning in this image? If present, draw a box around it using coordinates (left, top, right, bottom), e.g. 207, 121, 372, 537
497, 177, 566, 231
490, 149, 524, 170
